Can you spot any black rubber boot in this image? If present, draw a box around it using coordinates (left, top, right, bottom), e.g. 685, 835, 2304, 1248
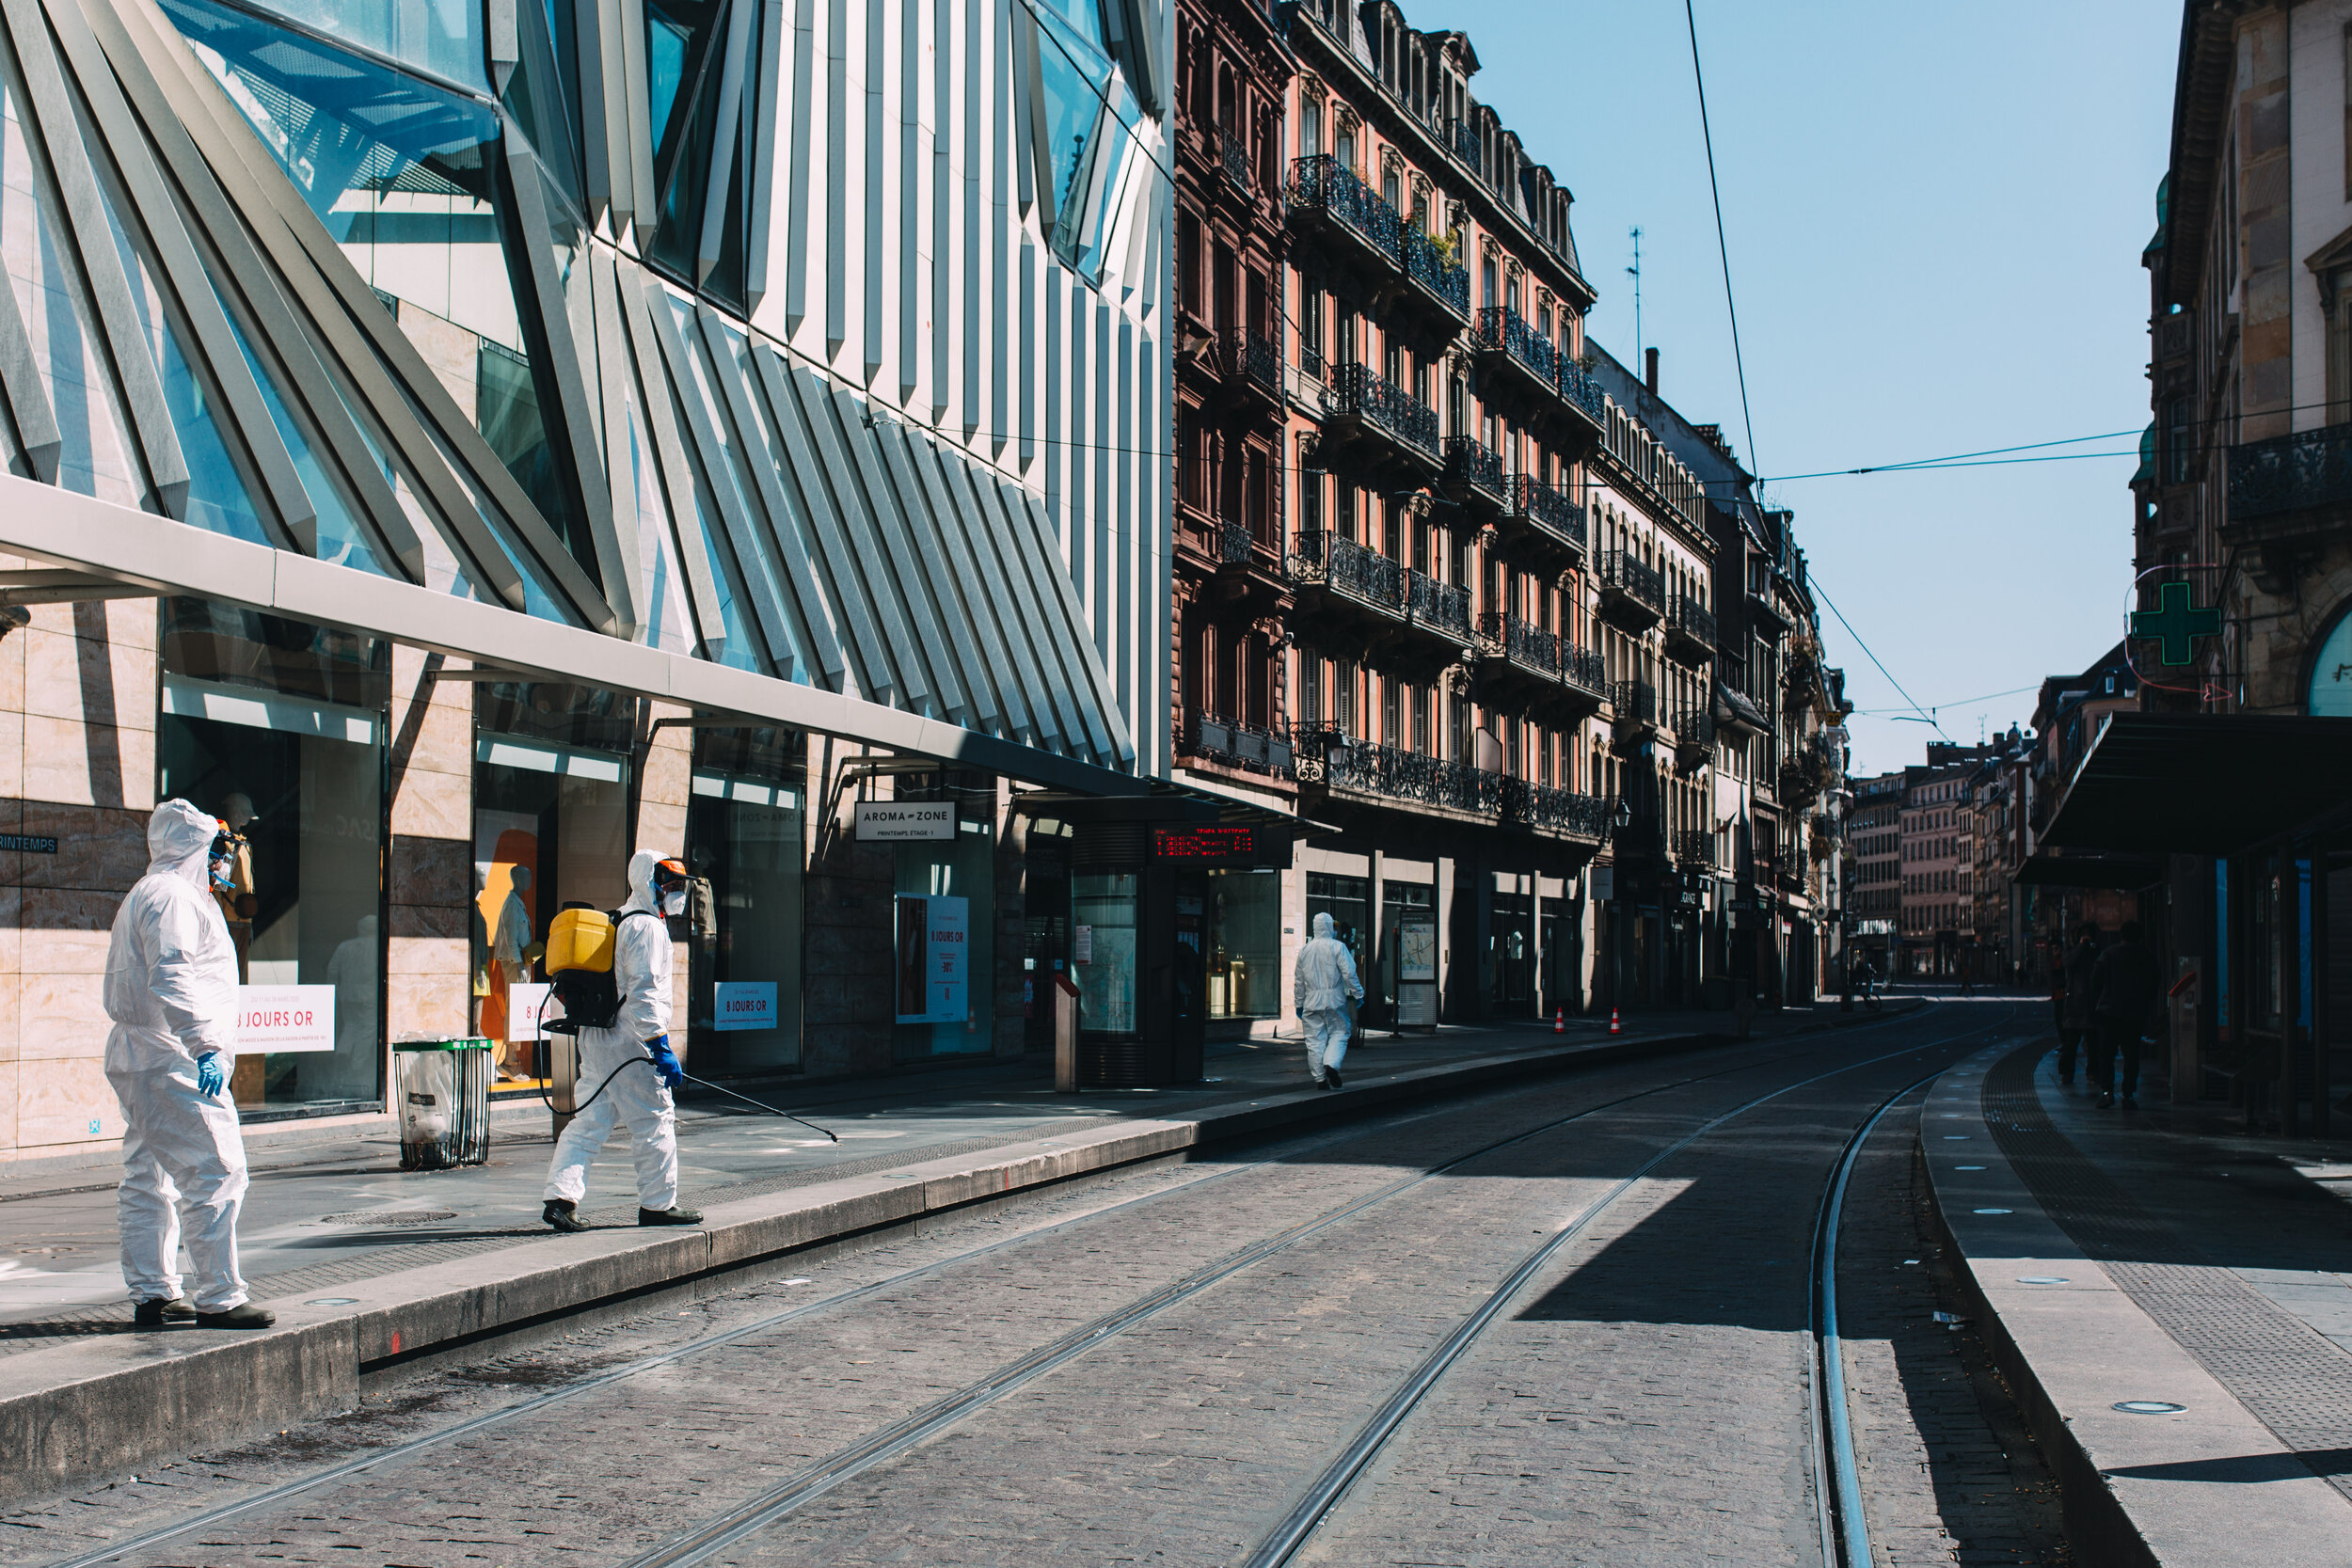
132, 1296, 194, 1327
639, 1206, 705, 1227
544, 1198, 588, 1233
195, 1303, 276, 1329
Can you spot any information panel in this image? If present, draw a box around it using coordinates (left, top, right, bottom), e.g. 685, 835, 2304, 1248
894, 895, 970, 1023
1150, 824, 1254, 863
714, 981, 778, 1032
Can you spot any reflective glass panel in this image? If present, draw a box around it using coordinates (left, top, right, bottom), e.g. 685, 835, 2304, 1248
0, 87, 143, 506
159, 0, 518, 350
93, 178, 269, 544
229, 0, 488, 93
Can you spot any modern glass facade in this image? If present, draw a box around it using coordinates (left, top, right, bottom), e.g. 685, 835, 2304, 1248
0, 0, 1169, 1157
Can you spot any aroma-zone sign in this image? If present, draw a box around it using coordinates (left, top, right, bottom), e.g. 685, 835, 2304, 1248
235, 985, 336, 1053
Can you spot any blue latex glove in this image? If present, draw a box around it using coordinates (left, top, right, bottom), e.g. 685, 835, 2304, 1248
645, 1036, 685, 1090
194, 1052, 225, 1099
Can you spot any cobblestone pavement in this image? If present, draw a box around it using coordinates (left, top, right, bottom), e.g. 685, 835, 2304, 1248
0, 1002, 2076, 1568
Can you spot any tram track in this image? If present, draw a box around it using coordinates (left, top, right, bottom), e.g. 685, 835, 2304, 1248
30, 1003, 1978, 1568
1240, 1005, 2021, 1568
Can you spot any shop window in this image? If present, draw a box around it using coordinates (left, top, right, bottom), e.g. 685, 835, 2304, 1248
156, 601, 389, 1117
1073, 869, 1139, 1036
1205, 868, 1279, 1020
892, 773, 998, 1058
1380, 880, 1435, 1022
1307, 872, 1370, 973
687, 727, 806, 1073
471, 683, 641, 1091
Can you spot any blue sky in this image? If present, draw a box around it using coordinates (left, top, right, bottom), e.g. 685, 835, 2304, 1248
1431, 0, 2180, 775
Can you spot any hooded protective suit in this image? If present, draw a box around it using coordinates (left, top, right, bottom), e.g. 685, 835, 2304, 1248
1293, 912, 1363, 1085
543, 850, 679, 1210
103, 798, 249, 1312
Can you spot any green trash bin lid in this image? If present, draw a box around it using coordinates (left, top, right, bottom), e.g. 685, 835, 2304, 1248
392, 1037, 495, 1052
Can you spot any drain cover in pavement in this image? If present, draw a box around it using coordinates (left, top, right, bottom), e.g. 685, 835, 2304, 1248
316, 1210, 457, 1227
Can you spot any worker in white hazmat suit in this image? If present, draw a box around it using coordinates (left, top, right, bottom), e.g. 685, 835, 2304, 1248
542, 850, 705, 1230
1293, 912, 1364, 1090
103, 799, 274, 1328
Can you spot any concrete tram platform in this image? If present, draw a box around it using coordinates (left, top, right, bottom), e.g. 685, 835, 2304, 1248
0, 999, 1909, 1506
1922, 1037, 2352, 1567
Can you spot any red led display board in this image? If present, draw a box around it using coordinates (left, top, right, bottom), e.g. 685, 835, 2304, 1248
1151, 824, 1255, 863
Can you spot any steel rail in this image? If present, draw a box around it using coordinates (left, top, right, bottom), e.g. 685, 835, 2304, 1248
1811, 1001, 2022, 1567
1238, 1005, 2009, 1568
623, 1020, 1968, 1568
40, 1020, 1921, 1568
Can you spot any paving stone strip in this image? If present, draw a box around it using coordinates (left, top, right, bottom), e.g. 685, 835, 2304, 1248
1982, 1042, 2352, 1502
0, 1117, 1100, 1352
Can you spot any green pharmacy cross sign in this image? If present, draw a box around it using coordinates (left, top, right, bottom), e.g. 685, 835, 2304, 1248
2130, 581, 2222, 667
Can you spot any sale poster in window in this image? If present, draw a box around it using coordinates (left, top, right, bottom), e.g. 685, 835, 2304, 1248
894, 895, 970, 1024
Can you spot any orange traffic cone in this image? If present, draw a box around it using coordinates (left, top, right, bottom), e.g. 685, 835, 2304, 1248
1553, 1006, 1565, 1035
1609, 1008, 1622, 1036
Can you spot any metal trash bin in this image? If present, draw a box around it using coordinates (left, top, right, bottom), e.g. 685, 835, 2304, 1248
394, 1037, 493, 1169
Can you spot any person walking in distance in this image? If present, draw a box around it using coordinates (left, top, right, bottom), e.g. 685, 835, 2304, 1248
543, 851, 705, 1230
1294, 911, 1363, 1090
2056, 926, 2100, 1087
2089, 920, 2161, 1110
103, 800, 274, 1329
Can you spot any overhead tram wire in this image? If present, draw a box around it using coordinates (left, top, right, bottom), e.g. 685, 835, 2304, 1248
1685, 0, 1758, 475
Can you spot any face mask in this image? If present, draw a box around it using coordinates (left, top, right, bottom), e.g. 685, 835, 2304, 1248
660, 889, 687, 918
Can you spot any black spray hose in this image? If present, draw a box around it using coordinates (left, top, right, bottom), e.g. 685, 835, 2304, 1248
547, 1053, 839, 1142
678, 1071, 839, 1142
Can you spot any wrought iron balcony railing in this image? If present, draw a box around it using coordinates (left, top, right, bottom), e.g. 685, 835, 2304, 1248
1404, 570, 1474, 638
1479, 611, 1560, 675
1674, 829, 1715, 868
1232, 329, 1281, 397
1289, 530, 1405, 613
1666, 593, 1717, 649
1556, 357, 1606, 424
1560, 641, 1608, 697
1398, 226, 1470, 317
1221, 132, 1252, 192
1474, 305, 1561, 386
1287, 155, 1401, 261
1612, 678, 1659, 724
2227, 422, 2352, 522
1502, 777, 1610, 839
1442, 436, 1508, 503
1186, 709, 1294, 774
1332, 361, 1440, 459
1298, 727, 1501, 816
1674, 706, 1716, 752
1446, 117, 1481, 175
1512, 474, 1587, 553
1216, 521, 1256, 564
1599, 550, 1665, 611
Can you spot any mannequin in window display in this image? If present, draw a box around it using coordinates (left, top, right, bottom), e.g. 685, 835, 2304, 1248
488, 865, 534, 1080
212, 796, 260, 1105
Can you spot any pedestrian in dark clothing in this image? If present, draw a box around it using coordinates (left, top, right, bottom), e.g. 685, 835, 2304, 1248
2056, 927, 2100, 1085
2089, 920, 2160, 1108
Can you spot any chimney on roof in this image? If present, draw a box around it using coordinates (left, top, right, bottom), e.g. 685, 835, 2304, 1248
1645, 346, 1659, 395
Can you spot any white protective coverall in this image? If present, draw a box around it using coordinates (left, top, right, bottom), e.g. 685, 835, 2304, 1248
1293, 912, 1363, 1084
543, 850, 679, 1210
103, 799, 249, 1311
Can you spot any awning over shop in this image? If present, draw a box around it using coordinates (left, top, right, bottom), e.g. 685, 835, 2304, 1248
2013, 850, 2166, 890
1011, 781, 1334, 839
2040, 713, 2352, 856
